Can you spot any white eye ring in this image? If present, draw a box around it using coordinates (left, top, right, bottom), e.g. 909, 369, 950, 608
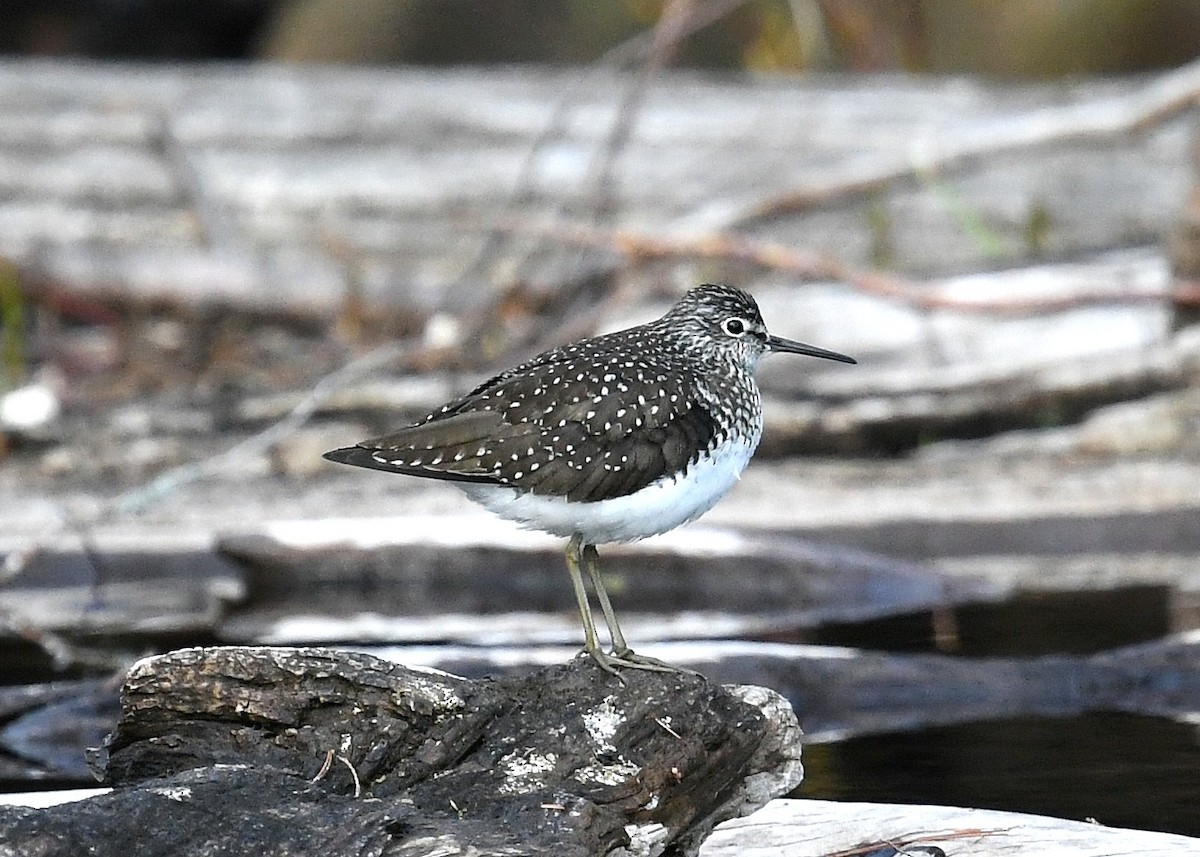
722, 317, 747, 336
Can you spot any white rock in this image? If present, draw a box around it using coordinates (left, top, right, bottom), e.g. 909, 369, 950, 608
0, 383, 60, 432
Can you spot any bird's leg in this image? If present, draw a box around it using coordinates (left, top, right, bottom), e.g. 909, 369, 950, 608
566, 534, 621, 678
581, 543, 629, 654
580, 543, 698, 676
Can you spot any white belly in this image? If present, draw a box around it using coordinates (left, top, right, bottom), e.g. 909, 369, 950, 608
459, 437, 757, 544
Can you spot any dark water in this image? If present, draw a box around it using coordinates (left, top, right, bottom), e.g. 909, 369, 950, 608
796, 584, 1200, 839
809, 584, 1175, 655
796, 711, 1200, 838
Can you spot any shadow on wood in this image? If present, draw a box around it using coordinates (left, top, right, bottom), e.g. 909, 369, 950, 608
0, 646, 803, 856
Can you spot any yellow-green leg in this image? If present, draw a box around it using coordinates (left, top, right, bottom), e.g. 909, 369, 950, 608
565, 534, 613, 673
566, 535, 696, 676
581, 543, 629, 654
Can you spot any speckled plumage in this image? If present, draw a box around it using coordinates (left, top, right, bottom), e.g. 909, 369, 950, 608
325, 284, 855, 673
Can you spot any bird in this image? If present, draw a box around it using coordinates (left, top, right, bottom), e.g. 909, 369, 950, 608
324, 284, 855, 676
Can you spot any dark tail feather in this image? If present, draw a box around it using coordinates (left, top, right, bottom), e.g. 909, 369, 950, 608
322, 444, 500, 484
322, 445, 381, 468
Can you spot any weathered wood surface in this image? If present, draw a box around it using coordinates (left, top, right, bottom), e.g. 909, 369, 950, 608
0, 59, 1196, 408
2, 60, 1199, 538
0, 646, 803, 857
4, 646, 1198, 856
7, 791, 1199, 856
2, 60, 1192, 310
354, 634, 1200, 745
702, 798, 1200, 856
218, 522, 963, 639
3, 60, 1199, 548
8, 634, 1200, 787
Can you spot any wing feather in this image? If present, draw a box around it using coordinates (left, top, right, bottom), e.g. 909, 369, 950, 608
326, 335, 723, 502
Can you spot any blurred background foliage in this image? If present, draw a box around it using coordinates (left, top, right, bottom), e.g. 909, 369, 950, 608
0, 0, 1198, 78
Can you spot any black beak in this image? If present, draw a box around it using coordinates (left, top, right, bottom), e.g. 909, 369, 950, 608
766, 334, 856, 364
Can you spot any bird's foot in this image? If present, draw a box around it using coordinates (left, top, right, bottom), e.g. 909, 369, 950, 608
583, 646, 702, 679
614, 647, 704, 677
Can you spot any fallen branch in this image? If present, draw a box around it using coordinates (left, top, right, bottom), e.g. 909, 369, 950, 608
496, 218, 1200, 312
676, 55, 1200, 232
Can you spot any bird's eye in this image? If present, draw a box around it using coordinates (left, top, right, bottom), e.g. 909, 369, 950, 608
722, 317, 746, 336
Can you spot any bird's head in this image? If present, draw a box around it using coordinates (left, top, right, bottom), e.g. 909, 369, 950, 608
659, 284, 856, 371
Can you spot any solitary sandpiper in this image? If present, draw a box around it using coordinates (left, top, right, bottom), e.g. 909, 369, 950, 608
325, 284, 855, 675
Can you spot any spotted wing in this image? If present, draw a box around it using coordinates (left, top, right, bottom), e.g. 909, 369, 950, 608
325, 341, 719, 503
504, 364, 720, 503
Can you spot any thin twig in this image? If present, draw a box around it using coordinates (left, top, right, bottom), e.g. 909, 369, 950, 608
822, 827, 1008, 857
459, 3, 752, 363
310, 747, 361, 797
585, 0, 699, 220
655, 716, 683, 739
337, 753, 362, 798
311, 749, 334, 783
111, 340, 414, 516
462, 0, 750, 295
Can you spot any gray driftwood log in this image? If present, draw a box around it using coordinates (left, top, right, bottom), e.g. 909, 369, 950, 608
703, 798, 1200, 856
0, 646, 803, 857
